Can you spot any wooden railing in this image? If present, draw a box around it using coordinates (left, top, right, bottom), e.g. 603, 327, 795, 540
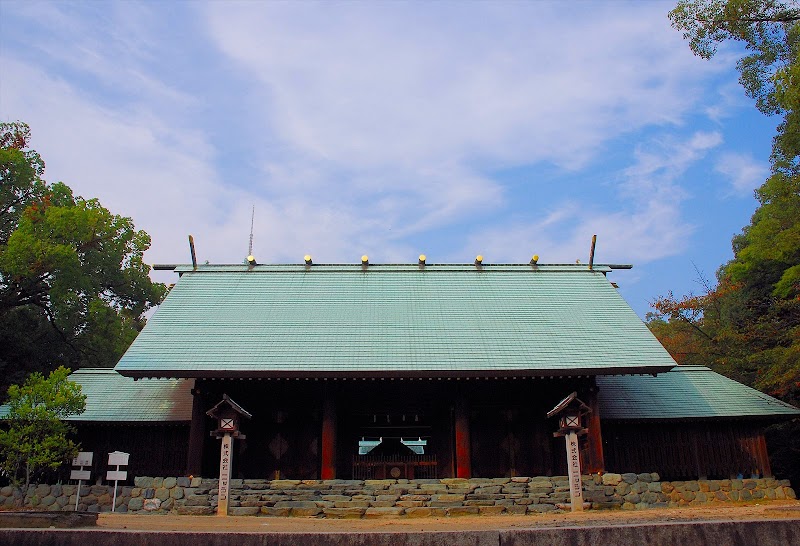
352, 455, 438, 480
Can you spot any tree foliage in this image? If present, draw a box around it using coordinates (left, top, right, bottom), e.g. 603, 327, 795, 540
0, 367, 86, 497
670, 0, 800, 114
0, 122, 167, 396
651, 1, 800, 409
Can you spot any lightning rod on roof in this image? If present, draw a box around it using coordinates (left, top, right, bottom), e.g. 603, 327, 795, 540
248, 205, 255, 257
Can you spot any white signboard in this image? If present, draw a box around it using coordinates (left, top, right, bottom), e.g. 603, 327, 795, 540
217, 433, 233, 516
73, 452, 93, 467
108, 451, 130, 466
70, 470, 91, 481
106, 470, 128, 481
565, 432, 584, 511
107, 450, 130, 512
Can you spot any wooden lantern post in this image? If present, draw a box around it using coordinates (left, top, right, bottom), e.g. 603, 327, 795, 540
547, 392, 591, 512
207, 394, 252, 516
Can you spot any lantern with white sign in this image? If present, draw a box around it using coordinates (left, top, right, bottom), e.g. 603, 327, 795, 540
206, 394, 252, 516
547, 392, 591, 512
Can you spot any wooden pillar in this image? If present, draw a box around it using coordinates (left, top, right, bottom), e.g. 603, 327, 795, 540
454, 393, 472, 478
187, 382, 205, 476
756, 430, 772, 478
584, 380, 605, 474
321, 385, 337, 480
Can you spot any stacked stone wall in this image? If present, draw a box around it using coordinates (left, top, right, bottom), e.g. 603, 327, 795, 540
0, 474, 794, 517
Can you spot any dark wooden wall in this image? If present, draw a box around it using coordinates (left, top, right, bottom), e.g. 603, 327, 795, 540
74, 423, 190, 479
195, 377, 596, 480
602, 421, 772, 479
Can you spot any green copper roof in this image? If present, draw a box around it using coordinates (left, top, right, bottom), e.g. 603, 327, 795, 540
597, 366, 800, 421
115, 263, 677, 378
66, 369, 192, 422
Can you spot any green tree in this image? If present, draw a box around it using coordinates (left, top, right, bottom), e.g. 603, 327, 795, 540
0, 367, 86, 501
0, 122, 167, 396
669, 0, 800, 114
655, 0, 800, 483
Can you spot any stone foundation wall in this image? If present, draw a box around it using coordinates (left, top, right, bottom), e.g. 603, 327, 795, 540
0, 474, 795, 516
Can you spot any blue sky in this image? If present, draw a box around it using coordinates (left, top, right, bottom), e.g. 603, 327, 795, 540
0, 1, 776, 317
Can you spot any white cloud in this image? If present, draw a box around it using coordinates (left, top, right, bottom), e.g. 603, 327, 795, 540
463, 130, 723, 265
1, 0, 745, 284
715, 152, 768, 196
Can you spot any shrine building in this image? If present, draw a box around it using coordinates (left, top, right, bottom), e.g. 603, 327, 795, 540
98, 260, 798, 481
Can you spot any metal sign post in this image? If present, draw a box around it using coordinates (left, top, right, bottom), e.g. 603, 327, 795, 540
106, 451, 129, 512
70, 452, 93, 511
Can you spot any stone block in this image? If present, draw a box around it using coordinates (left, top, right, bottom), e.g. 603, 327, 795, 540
661, 483, 674, 494
405, 507, 446, 518
275, 500, 317, 509
261, 507, 291, 517
528, 487, 554, 495
621, 502, 636, 510
334, 500, 371, 508
184, 495, 209, 506
731, 480, 743, 490
369, 501, 396, 508
432, 493, 465, 502
270, 480, 301, 489
365, 507, 405, 518
615, 483, 631, 496
637, 473, 652, 483
40, 495, 56, 507
161, 498, 175, 511
715, 491, 729, 501
592, 501, 623, 510
322, 507, 364, 518
479, 506, 506, 515
743, 480, 757, 490
784, 487, 796, 500
170, 487, 184, 499
322, 494, 351, 502
144, 498, 162, 511
176, 505, 215, 515
440, 478, 469, 487
511, 477, 530, 483
529, 504, 556, 513
151, 478, 164, 488
601, 473, 622, 486
397, 500, 424, 508
633, 482, 649, 494
177, 477, 191, 487
505, 505, 527, 515
155, 488, 170, 501
695, 492, 708, 503
291, 507, 323, 517
621, 473, 638, 484
623, 493, 641, 504
128, 497, 144, 511
163, 477, 177, 489
447, 506, 480, 516
740, 489, 753, 501
376, 494, 400, 502
229, 506, 260, 516
364, 480, 394, 488
685, 482, 700, 492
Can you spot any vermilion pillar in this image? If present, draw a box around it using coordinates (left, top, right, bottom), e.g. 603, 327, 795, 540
321, 386, 337, 480
584, 380, 605, 474
455, 394, 472, 478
